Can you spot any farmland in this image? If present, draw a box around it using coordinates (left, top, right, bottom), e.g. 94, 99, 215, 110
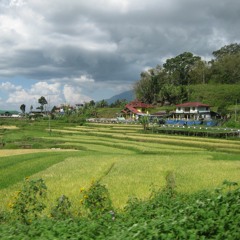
0, 119, 240, 239
1, 120, 240, 208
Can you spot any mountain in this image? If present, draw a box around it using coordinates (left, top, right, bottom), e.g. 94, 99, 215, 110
105, 90, 135, 104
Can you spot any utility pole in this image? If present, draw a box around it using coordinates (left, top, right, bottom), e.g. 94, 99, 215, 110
235, 99, 238, 122
47, 95, 51, 135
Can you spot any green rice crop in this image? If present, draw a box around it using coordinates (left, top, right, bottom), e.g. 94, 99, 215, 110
0, 121, 239, 212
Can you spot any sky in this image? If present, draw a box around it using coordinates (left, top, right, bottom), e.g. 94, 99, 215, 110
0, 0, 240, 111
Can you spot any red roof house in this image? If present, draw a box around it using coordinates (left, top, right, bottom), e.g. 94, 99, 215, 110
121, 100, 153, 118
175, 102, 211, 120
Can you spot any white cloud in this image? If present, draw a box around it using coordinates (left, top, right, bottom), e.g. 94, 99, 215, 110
50, 75, 95, 85
7, 88, 35, 104
29, 82, 61, 95
63, 85, 92, 104
1, 82, 22, 91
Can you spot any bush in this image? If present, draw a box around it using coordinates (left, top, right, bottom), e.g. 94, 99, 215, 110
51, 195, 72, 220
1, 180, 239, 239
11, 178, 47, 224
80, 181, 113, 218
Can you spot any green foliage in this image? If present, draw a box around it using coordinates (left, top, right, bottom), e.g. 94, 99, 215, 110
20, 104, 26, 114
164, 170, 176, 196
223, 118, 240, 128
63, 114, 86, 125
80, 181, 113, 218
138, 115, 149, 131
212, 43, 240, 60
134, 43, 240, 105
51, 195, 72, 220
11, 178, 47, 224
110, 99, 128, 108
210, 53, 240, 84
38, 96, 48, 105
1, 181, 239, 239
38, 96, 48, 112
163, 52, 201, 85
134, 65, 166, 104
188, 84, 240, 108
158, 84, 187, 104
96, 99, 108, 108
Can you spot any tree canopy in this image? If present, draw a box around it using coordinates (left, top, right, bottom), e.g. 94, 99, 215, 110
212, 43, 240, 60
38, 96, 48, 112
20, 104, 26, 114
163, 52, 201, 86
134, 43, 240, 105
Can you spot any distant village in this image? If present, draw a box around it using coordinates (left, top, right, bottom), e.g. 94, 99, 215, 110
0, 99, 222, 127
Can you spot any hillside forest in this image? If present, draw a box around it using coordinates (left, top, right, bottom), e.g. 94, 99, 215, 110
133, 43, 240, 109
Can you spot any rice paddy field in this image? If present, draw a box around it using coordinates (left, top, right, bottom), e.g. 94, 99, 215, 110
0, 120, 240, 214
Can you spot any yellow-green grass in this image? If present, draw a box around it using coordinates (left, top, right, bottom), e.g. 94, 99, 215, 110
0, 150, 80, 189
0, 149, 75, 157
0, 124, 240, 214
2, 151, 239, 213
50, 127, 240, 153
44, 135, 205, 155
0, 125, 19, 129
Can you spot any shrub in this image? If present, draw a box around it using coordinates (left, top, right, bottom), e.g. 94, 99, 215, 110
80, 181, 113, 218
51, 195, 72, 220
11, 178, 47, 224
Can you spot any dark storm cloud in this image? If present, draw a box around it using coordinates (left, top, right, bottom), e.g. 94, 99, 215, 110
1, 0, 240, 85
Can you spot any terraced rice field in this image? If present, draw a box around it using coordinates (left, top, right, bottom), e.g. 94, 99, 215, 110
0, 122, 240, 211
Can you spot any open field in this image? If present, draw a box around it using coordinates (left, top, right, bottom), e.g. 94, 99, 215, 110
0, 119, 240, 213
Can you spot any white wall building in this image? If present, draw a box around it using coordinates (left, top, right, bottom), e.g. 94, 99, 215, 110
174, 102, 211, 120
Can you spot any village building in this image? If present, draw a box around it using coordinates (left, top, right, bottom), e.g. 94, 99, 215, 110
120, 100, 153, 119
164, 101, 221, 126
173, 102, 212, 120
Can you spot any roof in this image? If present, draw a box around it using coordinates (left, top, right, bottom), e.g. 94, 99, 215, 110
124, 105, 140, 114
175, 102, 210, 107
151, 111, 167, 116
121, 100, 153, 115
127, 100, 153, 108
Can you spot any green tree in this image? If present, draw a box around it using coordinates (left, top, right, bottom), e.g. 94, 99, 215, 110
138, 115, 149, 131
189, 60, 211, 84
134, 65, 167, 104
110, 99, 128, 108
210, 53, 240, 84
89, 100, 95, 107
212, 43, 240, 60
163, 52, 201, 86
38, 96, 48, 113
158, 84, 187, 105
96, 99, 108, 108
20, 104, 26, 114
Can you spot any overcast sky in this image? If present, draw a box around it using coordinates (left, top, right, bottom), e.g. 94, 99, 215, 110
0, 0, 240, 111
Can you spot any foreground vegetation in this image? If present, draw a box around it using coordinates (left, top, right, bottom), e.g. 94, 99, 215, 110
0, 118, 239, 239
0, 177, 239, 239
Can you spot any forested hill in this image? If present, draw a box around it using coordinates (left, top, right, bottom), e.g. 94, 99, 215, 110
133, 43, 240, 109
106, 90, 134, 104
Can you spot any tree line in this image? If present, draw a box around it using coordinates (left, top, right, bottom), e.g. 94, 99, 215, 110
134, 43, 240, 105
20, 96, 48, 115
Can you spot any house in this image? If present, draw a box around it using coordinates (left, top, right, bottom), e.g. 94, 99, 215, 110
174, 102, 212, 120
53, 104, 75, 114
121, 100, 153, 119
